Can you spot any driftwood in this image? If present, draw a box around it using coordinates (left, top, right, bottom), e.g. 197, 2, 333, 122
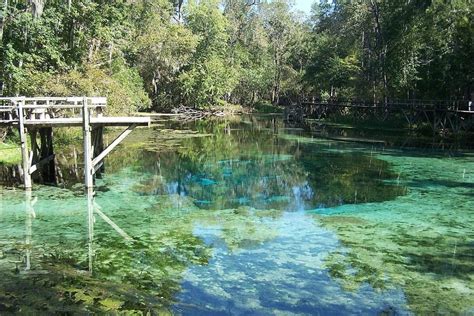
172, 105, 226, 121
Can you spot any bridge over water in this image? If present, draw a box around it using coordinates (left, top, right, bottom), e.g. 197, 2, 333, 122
286, 99, 474, 133
0, 97, 150, 190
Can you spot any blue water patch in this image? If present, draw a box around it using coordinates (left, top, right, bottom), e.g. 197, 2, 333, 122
222, 167, 233, 177
174, 212, 411, 315
200, 178, 217, 186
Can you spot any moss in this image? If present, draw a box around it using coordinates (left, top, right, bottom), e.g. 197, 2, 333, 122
316, 215, 368, 226
254, 208, 283, 219
0, 142, 21, 165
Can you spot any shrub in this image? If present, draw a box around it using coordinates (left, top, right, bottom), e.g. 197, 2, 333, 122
26, 63, 151, 115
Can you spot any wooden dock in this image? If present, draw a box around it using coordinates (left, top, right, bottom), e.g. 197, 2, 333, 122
0, 97, 151, 190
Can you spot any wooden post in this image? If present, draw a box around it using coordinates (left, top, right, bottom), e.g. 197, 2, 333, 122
18, 98, 32, 189
25, 189, 34, 271
92, 126, 104, 177
39, 127, 56, 184
87, 188, 94, 273
47, 128, 56, 183
83, 97, 93, 188
73, 147, 79, 179
30, 129, 38, 168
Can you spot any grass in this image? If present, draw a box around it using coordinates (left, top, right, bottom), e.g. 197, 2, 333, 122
0, 142, 21, 165
0, 127, 81, 166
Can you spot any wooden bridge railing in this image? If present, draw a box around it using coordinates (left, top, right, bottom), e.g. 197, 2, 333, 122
0, 97, 107, 124
300, 99, 473, 112
287, 98, 474, 133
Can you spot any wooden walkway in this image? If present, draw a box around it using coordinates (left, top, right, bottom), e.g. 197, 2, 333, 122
287, 99, 474, 133
0, 97, 151, 190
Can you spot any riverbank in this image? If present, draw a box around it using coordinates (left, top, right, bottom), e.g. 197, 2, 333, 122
140, 103, 283, 121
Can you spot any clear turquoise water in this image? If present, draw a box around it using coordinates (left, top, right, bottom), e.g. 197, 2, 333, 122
0, 116, 472, 314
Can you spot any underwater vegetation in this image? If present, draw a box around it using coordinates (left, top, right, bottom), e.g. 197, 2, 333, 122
0, 115, 472, 314
316, 154, 474, 315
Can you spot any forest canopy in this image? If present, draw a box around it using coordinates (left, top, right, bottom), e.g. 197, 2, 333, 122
0, 0, 472, 113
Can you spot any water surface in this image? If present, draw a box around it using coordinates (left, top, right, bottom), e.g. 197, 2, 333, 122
0, 116, 472, 314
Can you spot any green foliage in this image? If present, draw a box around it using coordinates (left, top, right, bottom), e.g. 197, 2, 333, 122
0, 0, 307, 111
186, 0, 229, 58
1, 0, 468, 112
305, 0, 473, 101
25, 65, 150, 115
179, 54, 238, 108
134, 0, 198, 109
178, 0, 238, 108
253, 101, 283, 113
0, 0, 150, 113
110, 59, 152, 112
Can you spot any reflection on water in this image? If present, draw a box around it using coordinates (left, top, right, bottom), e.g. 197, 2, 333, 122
0, 115, 473, 314
0, 187, 410, 314
129, 119, 405, 210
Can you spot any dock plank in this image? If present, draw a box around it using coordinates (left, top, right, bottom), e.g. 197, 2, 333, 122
18, 116, 151, 127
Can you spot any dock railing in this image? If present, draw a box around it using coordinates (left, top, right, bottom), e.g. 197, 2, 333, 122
0, 97, 107, 125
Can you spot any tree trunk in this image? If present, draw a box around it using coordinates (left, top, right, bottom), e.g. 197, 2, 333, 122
29, 0, 46, 18
108, 42, 114, 65
370, 0, 387, 105
273, 49, 282, 105
0, 0, 8, 43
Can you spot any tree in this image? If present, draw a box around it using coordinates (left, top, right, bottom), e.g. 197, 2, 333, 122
179, 0, 238, 108
304, 0, 473, 102
262, 0, 298, 104
134, 0, 198, 109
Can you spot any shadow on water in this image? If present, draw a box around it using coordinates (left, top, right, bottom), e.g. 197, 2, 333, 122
404, 245, 474, 279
